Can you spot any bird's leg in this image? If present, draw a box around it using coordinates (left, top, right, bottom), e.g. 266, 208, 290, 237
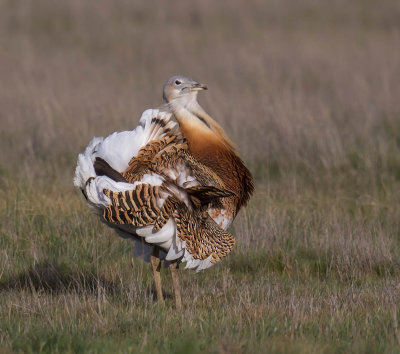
169, 261, 182, 310
150, 247, 164, 304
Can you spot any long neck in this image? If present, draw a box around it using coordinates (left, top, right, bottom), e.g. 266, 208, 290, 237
169, 96, 235, 149
168, 99, 253, 210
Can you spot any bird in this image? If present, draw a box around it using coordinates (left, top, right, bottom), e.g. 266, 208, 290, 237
74, 75, 254, 309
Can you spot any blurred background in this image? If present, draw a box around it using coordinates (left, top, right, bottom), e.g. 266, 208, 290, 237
1, 0, 399, 182
1, 1, 400, 352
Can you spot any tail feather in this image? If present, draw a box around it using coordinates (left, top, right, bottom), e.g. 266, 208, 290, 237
147, 115, 179, 142
73, 137, 103, 189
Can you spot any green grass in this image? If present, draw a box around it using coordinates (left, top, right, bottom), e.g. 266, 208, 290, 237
1, 174, 400, 353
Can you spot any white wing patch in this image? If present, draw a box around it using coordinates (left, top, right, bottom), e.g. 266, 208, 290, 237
94, 109, 174, 172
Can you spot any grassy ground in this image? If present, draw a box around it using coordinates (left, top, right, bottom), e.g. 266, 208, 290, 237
1, 0, 400, 353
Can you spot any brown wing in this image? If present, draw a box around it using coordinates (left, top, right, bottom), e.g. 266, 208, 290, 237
173, 201, 236, 265
103, 185, 236, 266
123, 134, 186, 183
103, 184, 164, 227
119, 111, 229, 193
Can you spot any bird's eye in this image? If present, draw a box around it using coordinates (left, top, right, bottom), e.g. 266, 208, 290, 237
174, 80, 181, 85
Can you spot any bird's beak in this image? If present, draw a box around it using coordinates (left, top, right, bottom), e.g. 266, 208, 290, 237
191, 82, 208, 91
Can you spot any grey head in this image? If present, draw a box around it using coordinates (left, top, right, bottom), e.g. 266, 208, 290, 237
163, 75, 207, 105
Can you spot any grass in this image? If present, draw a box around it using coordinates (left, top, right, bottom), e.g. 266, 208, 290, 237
1, 0, 400, 353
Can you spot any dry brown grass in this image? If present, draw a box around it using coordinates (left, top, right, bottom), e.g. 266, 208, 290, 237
1, 0, 400, 352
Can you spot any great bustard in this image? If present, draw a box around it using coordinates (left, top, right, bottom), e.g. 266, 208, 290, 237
74, 76, 254, 309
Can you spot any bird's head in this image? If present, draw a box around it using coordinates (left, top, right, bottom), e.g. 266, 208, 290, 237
163, 75, 207, 106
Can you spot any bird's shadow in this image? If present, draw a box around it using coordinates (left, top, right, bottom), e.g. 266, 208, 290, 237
0, 260, 121, 296
0, 260, 173, 301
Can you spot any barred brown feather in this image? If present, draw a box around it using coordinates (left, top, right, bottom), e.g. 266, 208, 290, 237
103, 185, 162, 227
